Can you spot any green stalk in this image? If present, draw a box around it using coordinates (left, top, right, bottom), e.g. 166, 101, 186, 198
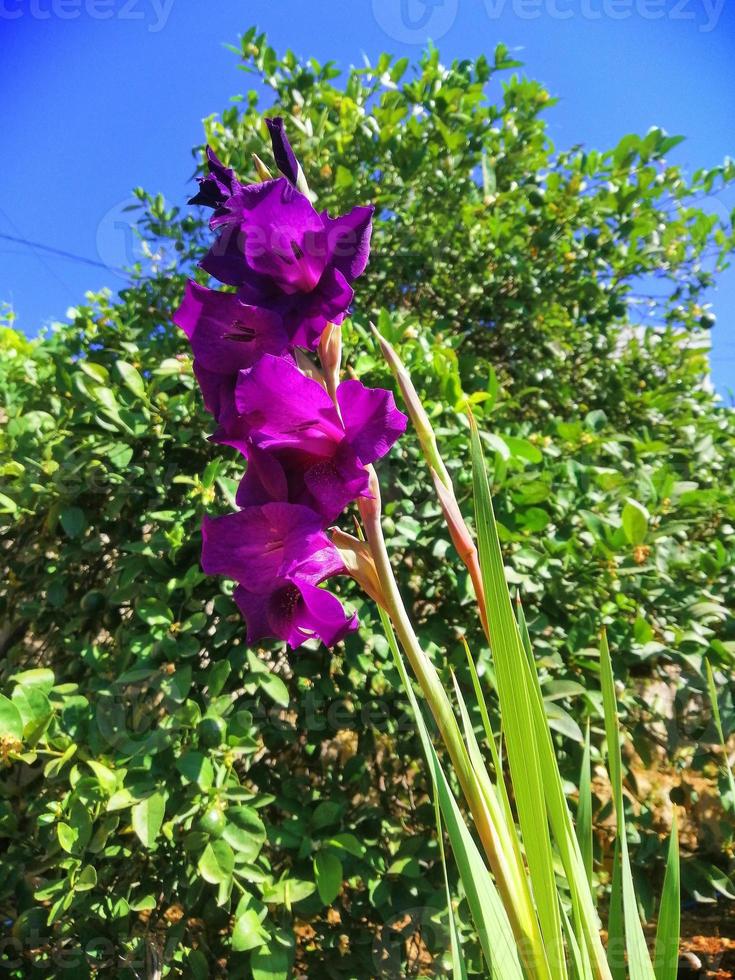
371, 323, 490, 641
359, 467, 551, 980
369, 324, 451, 488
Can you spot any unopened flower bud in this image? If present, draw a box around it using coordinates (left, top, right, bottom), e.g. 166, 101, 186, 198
330, 527, 387, 609
431, 468, 489, 641
319, 322, 342, 405
370, 322, 451, 488
294, 348, 327, 387
252, 153, 273, 182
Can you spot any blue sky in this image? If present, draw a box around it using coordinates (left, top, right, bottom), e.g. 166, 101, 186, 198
2, 0, 734, 390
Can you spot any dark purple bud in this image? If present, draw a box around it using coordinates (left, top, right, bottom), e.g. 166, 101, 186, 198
265, 117, 301, 187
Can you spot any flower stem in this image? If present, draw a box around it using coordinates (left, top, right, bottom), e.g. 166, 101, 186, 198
370, 323, 490, 642
359, 467, 550, 980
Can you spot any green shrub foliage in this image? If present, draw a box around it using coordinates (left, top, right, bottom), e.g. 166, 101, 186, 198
1, 32, 734, 977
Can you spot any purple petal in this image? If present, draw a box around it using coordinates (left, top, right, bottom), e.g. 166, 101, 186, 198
267, 266, 354, 349
321, 206, 374, 282
173, 281, 289, 376
192, 362, 237, 425
234, 444, 367, 524
302, 445, 371, 523
265, 117, 301, 187
290, 581, 358, 648
336, 379, 408, 464
235, 446, 290, 507
208, 180, 268, 232
201, 502, 342, 590
311, 265, 354, 323
203, 180, 328, 298
233, 584, 273, 645
233, 354, 343, 454
239, 179, 326, 294
200, 222, 251, 287
234, 580, 356, 649
231, 287, 324, 350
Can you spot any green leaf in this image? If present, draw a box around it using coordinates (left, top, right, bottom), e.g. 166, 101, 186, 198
185, 949, 210, 979
116, 360, 147, 400
311, 801, 342, 830
0, 694, 23, 740
258, 672, 289, 707
503, 435, 543, 464
132, 791, 166, 848
176, 752, 214, 791
87, 760, 117, 795
232, 908, 266, 952
600, 632, 655, 980
388, 855, 421, 878
654, 813, 680, 980
223, 806, 266, 861
0, 491, 18, 513
314, 850, 343, 905
207, 659, 231, 698
326, 833, 365, 858
377, 607, 523, 980
608, 839, 624, 980
108, 442, 134, 469
44, 743, 76, 778
80, 360, 109, 383
250, 943, 290, 980
198, 840, 235, 885
60, 506, 86, 538
12, 684, 51, 737
577, 721, 593, 891
469, 415, 564, 975
74, 865, 98, 892
136, 598, 173, 626
705, 659, 735, 805
57, 802, 92, 856
334, 164, 354, 188
514, 598, 603, 978
9, 668, 55, 694
434, 793, 468, 980
57, 822, 77, 854
261, 878, 315, 906
621, 498, 649, 546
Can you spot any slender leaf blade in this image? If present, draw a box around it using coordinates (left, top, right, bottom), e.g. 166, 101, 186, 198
515, 595, 611, 979
469, 414, 566, 979
653, 814, 680, 980
600, 632, 655, 980
705, 659, 735, 805
578, 721, 593, 892
377, 606, 523, 980
434, 793, 469, 980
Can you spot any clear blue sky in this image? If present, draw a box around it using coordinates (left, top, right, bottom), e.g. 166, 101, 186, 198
2, 0, 734, 390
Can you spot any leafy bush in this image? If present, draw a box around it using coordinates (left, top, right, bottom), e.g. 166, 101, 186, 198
1, 33, 734, 977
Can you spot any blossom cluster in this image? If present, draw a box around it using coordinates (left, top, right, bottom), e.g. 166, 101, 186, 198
174, 120, 407, 649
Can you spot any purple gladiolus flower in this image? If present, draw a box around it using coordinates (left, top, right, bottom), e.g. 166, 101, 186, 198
201, 502, 357, 648
179, 120, 398, 650
265, 116, 301, 187
201, 177, 374, 349
218, 354, 406, 522
173, 280, 288, 425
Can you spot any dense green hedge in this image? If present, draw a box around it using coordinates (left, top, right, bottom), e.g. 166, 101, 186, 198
1, 33, 733, 978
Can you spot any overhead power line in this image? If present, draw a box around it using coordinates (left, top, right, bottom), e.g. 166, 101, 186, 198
0, 232, 126, 275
